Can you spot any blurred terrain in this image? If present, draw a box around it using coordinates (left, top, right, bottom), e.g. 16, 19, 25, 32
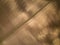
0, 0, 60, 45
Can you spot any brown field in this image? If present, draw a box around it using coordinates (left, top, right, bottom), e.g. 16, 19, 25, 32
0, 0, 60, 45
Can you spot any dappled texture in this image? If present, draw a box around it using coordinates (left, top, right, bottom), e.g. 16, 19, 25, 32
0, 0, 60, 45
